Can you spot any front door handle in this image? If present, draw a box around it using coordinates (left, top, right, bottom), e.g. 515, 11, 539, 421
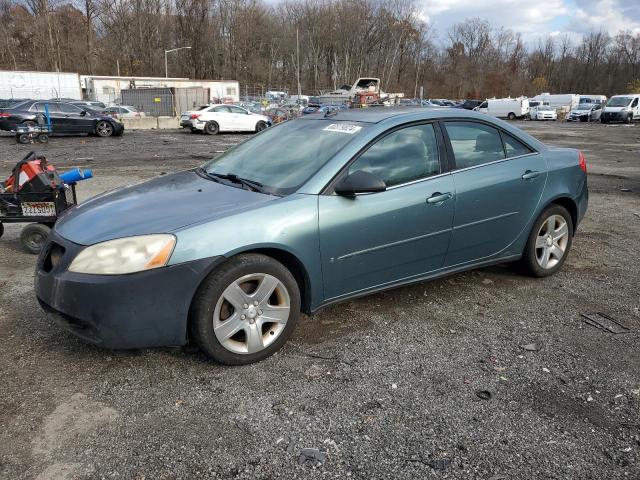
426, 192, 453, 204
522, 170, 540, 180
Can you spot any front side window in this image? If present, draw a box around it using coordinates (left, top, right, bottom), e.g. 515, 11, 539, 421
445, 122, 505, 169
60, 103, 81, 113
348, 124, 440, 187
632, 98, 639, 108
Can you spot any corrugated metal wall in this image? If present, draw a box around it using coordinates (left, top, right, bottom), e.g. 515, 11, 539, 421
120, 88, 175, 116
120, 87, 211, 116
174, 87, 209, 115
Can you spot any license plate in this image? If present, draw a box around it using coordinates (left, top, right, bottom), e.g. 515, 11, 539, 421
21, 202, 56, 217
181, 116, 190, 121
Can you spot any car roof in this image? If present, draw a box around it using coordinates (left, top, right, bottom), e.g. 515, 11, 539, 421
297, 106, 492, 124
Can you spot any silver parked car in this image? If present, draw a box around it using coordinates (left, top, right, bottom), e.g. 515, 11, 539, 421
567, 103, 602, 122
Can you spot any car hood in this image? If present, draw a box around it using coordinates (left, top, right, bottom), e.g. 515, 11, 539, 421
55, 170, 276, 245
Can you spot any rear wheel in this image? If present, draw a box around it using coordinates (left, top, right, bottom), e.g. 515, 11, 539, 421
0, 222, 4, 239
20, 223, 51, 254
189, 254, 301, 365
38, 134, 49, 143
507, 112, 516, 120
96, 121, 114, 137
204, 121, 219, 135
519, 205, 573, 277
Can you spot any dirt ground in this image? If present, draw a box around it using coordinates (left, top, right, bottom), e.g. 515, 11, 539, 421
0, 121, 639, 479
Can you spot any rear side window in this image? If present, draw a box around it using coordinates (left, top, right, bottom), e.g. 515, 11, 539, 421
213, 106, 231, 113
501, 132, 533, 158
445, 122, 505, 169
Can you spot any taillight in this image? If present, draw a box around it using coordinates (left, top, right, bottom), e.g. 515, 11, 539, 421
0, 112, 11, 117
578, 151, 587, 173
190, 114, 200, 119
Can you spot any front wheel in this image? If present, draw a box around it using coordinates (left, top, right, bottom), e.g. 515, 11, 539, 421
189, 254, 301, 365
507, 112, 516, 120
519, 205, 573, 277
625, 115, 632, 124
20, 223, 51, 254
255, 121, 268, 132
95, 121, 114, 137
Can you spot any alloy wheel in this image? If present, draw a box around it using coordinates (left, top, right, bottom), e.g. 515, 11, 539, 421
535, 214, 569, 269
96, 121, 113, 137
213, 273, 290, 354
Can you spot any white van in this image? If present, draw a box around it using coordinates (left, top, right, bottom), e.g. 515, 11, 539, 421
579, 95, 607, 105
601, 94, 640, 124
474, 97, 529, 119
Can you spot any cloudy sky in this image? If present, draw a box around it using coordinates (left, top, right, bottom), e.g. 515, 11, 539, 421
418, 0, 640, 42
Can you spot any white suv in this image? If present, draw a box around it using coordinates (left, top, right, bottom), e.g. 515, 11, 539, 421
180, 104, 271, 134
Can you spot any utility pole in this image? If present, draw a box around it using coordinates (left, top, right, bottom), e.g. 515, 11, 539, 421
296, 28, 302, 100
164, 47, 192, 78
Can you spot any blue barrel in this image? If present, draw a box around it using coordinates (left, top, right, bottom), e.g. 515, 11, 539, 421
60, 168, 93, 184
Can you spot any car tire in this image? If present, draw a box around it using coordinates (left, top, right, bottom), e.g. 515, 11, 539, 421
519, 204, 573, 278
507, 112, 516, 120
20, 223, 51, 254
190, 128, 199, 134
96, 121, 114, 137
17, 133, 30, 144
189, 253, 301, 365
255, 121, 268, 132
38, 134, 49, 143
625, 115, 632, 124
0, 221, 4, 239
204, 121, 219, 135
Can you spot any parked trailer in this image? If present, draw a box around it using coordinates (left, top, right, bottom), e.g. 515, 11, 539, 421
0, 70, 82, 100
533, 93, 580, 110
474, 97, 530, 119
579, 94, 607, 105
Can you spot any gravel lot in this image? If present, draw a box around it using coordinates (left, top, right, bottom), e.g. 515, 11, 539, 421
0, 121, 639, 479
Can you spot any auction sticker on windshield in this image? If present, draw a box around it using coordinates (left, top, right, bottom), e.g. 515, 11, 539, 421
323, 124, 362, 134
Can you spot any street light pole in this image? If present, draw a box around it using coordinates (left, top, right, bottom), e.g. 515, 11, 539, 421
164, 47, 192, 78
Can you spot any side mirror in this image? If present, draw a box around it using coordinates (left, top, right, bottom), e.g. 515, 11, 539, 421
80, 110, 87, 116
334, 170, 386, 196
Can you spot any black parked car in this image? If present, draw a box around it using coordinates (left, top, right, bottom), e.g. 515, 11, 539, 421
456, 99, 483, 110
0, 100, 124, 137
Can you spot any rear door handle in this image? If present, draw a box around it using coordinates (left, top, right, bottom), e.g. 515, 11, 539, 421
426, 192, 453, 204
522, 170, 540, 180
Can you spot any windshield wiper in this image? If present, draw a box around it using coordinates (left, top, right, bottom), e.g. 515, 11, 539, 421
205, 172, 265, 192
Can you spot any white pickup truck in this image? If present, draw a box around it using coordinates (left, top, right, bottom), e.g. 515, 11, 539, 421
180, 104, 270, 135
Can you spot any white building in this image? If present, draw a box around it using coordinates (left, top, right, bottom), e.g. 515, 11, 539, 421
81, 76, 240, 105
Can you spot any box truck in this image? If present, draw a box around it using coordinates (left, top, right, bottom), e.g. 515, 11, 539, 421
0, 71, 82, 100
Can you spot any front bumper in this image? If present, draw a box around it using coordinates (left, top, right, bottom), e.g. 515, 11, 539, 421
601, 112, 627, 122
35, 230, 223, 349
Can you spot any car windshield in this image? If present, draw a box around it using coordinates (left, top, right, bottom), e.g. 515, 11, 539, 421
538, 106, 553, 111
607, 97, 632, 107
573, 104, 592, 111
203, 119, 368, 196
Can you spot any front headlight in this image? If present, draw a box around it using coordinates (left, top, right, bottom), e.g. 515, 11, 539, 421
68, 234, 176, 275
